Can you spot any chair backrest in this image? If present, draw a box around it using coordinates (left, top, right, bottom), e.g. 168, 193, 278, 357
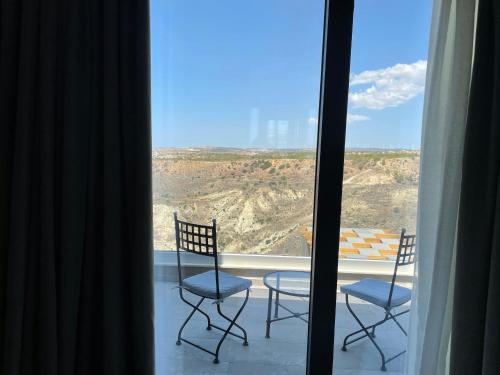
387, 228, 416, 308
173, 212, 221, 298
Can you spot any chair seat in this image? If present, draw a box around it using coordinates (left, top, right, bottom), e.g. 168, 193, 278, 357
182, 270, 252, 300
340, 278, 411, 308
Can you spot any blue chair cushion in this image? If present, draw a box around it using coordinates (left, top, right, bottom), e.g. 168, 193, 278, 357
340, 278, 411, 308
182, 270, 252, 300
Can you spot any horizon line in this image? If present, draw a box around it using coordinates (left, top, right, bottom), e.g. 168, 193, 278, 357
151, 146, 421, 152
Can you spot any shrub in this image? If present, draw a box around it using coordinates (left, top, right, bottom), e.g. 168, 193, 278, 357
258, 160, 272, 169
393, 172, 405, 183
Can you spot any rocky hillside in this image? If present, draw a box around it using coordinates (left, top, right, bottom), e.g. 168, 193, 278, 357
152, 148, 419, 255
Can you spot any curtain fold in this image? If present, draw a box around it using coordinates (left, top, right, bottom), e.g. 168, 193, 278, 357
451, 0, 500, 373
406, 0, 477, 374
0, 0, 154, 374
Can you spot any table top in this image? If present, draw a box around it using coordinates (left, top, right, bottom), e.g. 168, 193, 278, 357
263, 271, 311, 297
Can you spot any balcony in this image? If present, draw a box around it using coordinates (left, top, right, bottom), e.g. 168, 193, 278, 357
154, 252, 411, 375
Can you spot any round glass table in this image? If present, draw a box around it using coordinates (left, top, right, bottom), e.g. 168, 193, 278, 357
263, 271, 310, 338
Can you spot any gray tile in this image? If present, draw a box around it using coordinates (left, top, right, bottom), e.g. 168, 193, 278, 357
155, 280, 405, 375
333, 370, 402, 375
333, 328, 406, 372
227, 362, 305, 375
162, 349, 229, 375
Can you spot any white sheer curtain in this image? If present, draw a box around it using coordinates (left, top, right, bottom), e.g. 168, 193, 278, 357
406, 0, 477, 374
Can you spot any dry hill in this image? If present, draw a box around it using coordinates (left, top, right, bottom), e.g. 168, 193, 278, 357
152, 148, 419, 255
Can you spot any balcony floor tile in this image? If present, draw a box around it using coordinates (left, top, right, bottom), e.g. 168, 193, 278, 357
155, 281, 407, 375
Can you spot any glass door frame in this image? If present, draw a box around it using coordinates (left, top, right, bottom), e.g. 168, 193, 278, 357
307, 1, 354, 374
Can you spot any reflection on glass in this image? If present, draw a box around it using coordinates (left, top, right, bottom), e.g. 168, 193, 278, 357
151, 1, 325, 374
151, 0, 324, 256
335, 1, 431, 374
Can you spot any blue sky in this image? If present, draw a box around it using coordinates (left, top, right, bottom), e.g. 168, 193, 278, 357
151, 0, 432, 149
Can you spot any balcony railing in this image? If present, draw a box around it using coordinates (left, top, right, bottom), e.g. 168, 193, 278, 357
154, 251, 414, 289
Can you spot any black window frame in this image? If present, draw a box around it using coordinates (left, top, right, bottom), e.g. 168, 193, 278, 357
307, 1, 354, 374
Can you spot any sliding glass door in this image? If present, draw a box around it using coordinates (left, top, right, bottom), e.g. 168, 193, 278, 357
332, 1, 431, 373
150, 1, 354, 374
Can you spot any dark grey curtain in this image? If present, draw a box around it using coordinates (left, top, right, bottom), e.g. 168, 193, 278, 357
451, 0, 500, 374
0, 0, 154, 374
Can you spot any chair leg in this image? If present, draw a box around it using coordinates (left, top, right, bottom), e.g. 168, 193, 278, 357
387, 310, 408, 335
342, 294, 388, 372
216, 304, 248, 345
213, 289, 250, 364
177, 295, 206, 345
178, 289, 212, 330
371, 312, 387, 338
342, 313, 388, 347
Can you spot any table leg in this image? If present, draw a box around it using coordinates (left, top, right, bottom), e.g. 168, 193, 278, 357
274, 291, 279, 318
265, 288, 273, 338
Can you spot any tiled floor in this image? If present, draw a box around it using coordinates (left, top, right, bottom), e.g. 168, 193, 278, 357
155, 280, 409, 375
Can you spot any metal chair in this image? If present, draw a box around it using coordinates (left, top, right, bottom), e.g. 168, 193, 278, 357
340, 229, 416, 371
173, 212, 251, 364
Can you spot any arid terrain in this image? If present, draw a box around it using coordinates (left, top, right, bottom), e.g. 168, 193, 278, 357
152, 148, 419, 255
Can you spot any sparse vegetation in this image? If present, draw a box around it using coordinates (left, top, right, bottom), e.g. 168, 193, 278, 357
345, 151, 418, 165
256, 160, 272, 169
152, 148, 420, 254
166, 150, 316, 162
393, 172, 405, 183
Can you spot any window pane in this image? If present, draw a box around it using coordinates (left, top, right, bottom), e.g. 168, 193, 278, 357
152, 1, 323, 257
151, 1, 325, 374
333, 1, 432, 373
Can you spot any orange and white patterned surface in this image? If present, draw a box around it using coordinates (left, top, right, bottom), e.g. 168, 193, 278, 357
302, 226, 401, 260
339, 228, 400, 260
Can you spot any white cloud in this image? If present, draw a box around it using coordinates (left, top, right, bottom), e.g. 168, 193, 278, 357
308, 114, 368, 125
349, 60, 427, 110
347, 113, 370, 124
308, 117, 318, 126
